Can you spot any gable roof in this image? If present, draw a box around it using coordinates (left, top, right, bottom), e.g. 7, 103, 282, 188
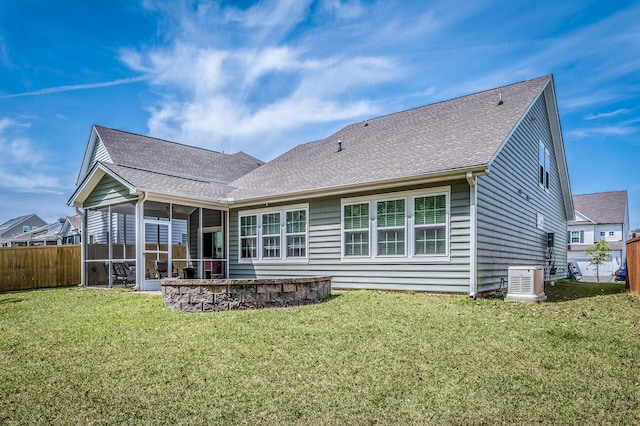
0, 214, 46, 235
227, 75, 560, 204
70, 126, 264, 207
571, 191, 628, 224
0, 214, 33, 232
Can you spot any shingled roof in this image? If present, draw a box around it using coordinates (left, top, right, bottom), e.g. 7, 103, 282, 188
101, 162, 231, 202
572, 190, 628, 224
228, 75, 552, 202
93, 125, 264, 184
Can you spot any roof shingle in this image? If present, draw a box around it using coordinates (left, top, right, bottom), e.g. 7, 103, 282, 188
572, 191, 628, 224
228, 75, 551, 201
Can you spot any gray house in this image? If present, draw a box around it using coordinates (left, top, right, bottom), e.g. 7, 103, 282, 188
69, 74, 573, 295
0, 214, 47, 247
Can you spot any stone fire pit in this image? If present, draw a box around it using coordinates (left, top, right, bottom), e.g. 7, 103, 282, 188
160, 276, 332, 312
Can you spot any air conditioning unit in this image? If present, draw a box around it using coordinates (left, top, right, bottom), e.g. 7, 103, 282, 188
505, 266, 546, 302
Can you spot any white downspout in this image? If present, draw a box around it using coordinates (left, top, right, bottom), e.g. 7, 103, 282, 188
133, 192, 148, 291
466, 171, 477, 299
75, 207, 86, 287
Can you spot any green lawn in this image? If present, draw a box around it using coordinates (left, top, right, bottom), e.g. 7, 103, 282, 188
1, 281, 638, 425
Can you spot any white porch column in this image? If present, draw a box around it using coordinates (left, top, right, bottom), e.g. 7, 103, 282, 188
134, 194, 147, 290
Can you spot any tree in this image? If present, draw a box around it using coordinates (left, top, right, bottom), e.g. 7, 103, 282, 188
585, 240, 611, 282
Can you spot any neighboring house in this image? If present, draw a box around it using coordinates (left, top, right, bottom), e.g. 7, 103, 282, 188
567, 190, 629, 277
60, 215, 82, 244
4, 220, 63, 246
0, 214, 47, 247
69, 74, 573, 295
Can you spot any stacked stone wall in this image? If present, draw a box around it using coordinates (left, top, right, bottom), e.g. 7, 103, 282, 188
161, 277, 331, 312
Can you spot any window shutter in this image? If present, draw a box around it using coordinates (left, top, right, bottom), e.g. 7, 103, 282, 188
580, 230, 584, 243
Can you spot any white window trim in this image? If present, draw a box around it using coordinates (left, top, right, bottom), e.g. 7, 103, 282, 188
341, 187, 451, 263
238, 203, 309, 264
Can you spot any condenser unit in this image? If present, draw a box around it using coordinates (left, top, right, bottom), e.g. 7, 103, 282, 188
505, 266, 546, 302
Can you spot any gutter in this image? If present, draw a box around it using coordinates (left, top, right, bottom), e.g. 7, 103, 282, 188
466, 171, 478, 299
229, 166, 489, 208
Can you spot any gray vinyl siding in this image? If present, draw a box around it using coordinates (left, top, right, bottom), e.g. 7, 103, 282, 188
476, 93, 568, 293
229, 180, 471, 293
84, 175, 137, 209
0, 217, 47, 238
89, 136, 111, 168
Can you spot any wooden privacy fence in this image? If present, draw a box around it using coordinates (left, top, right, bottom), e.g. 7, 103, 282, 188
626, 236, 640, 297
0, 245, 81, 292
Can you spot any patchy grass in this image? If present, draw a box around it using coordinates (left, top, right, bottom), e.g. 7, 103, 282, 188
0, 284, 639, 425
546, 278, 627, 301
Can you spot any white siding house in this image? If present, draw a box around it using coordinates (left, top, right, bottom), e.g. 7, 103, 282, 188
567, 191, 629, 278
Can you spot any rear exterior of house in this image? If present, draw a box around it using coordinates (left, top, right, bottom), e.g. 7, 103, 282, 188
225, 77, 572, 295
69, 74, 573, 295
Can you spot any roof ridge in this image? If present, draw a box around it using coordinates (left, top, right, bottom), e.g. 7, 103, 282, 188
93, 124, 238, 157
353, 74, 552, 126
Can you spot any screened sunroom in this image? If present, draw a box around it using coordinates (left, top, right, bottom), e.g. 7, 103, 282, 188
82, 199, 228, 290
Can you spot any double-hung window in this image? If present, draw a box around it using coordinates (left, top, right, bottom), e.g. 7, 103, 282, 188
569, 230, 583, 244
539, 142, 550, 191
377, 199, 406, 256
240, 215, 258, 258
414, 194, 447, 255
239, 204, 308, 262
286, 210, 306, 257
261, 213, 281, 258
344, 203, 369, 257
341, 187, 450, 262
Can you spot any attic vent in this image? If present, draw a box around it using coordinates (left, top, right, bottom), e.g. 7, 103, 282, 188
337, 140, 343, 152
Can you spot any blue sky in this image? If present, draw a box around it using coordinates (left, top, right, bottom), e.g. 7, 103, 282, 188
0, 0, 639, 229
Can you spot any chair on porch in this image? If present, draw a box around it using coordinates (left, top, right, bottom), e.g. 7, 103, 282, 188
104, 262, 134, 287
154, 261, 178, 279
204, 260, 223, 279
155, 261, 168, 279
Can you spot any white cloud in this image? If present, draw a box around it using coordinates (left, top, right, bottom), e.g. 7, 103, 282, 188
122, 1, 403, 157
0, 118, 64, 194
585, 109, 631, 120
565, 125, 636, 140
224, 0, 312, 29
0, 76, 147, 99
320, 0, 365, 20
